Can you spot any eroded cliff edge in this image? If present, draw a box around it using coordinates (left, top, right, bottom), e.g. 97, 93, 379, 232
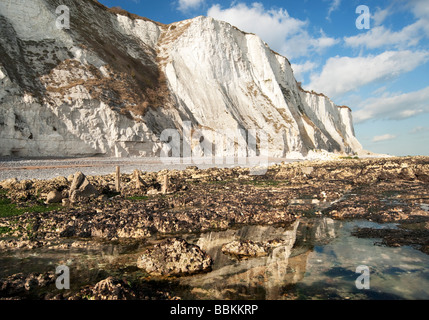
0, 0, 362, 158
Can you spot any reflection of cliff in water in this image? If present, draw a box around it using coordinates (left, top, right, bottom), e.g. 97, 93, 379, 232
180, 218, 337, 299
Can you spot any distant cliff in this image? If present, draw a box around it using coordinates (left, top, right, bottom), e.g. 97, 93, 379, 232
0, 0, 362, 158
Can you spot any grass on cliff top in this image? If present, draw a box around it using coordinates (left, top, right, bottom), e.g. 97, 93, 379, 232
0, 190, 61, 218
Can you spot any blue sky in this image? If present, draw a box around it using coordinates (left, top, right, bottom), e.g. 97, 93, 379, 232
98, 0, 429, 156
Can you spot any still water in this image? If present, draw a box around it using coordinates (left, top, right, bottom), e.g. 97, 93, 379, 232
1, 217, 428, 300
180, 219, 429, 300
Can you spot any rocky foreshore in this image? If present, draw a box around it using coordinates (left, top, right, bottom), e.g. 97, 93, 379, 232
0, 156, 428, 299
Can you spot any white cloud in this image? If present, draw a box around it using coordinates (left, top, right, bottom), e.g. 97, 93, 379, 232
207, 2, 338, 59
372, 7, 391, 26
354, 86, 429, 123
345, 1, 429, 50
291, 61, 318, 81
344, 21, 425, 49
371, 86, 387, 96
178, 0, 204, 12
314, 30, 339, 49
372, 134, 397, 142
409, 0, 429, 35
326, 0, 341, 21
308, 50, 429, 98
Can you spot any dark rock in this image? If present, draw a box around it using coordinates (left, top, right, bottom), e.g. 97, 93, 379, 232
0, 272, 55, 296
59, 225, 76, 238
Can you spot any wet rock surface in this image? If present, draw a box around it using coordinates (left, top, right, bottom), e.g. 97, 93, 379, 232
137, 238, 212, 276
222, 240, 269, 258
0, 156, 428, 299
221, 238, 288, 259
71, 277, 137, 300
67, 276, 180, 300
0, 272, 56, 298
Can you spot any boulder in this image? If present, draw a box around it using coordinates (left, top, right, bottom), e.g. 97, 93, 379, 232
137, 238, 212, 276
399, 167, 416, 180
45, 190, 63, 204
69, 171, 99, 203
0, 178, 18, 189
69, 172, 85, 193
89, 277, 136, 300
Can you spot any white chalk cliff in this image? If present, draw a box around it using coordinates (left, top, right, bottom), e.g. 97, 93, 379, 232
0, 0, 362, 158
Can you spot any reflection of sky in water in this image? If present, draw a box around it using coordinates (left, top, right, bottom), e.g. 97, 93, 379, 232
1, 218, 428, 300
181, 218, 429, 300
299, 220, 429, 300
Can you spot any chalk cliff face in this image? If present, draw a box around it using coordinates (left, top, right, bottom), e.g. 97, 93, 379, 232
0, 0, 362, 158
